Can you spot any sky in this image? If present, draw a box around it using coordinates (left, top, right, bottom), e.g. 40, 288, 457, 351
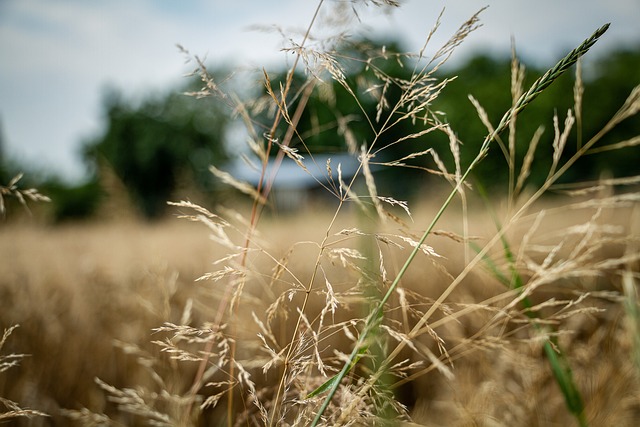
1, 0, 639, 183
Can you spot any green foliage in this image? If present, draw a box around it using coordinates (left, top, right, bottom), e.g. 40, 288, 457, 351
261, 39, 434, 197
6, 40, 637, 222
266, 40, 639, 197
83, 85, 229, 219
432, 47, 640, 189
580, 49, 640, 176
42, 178, 102, 222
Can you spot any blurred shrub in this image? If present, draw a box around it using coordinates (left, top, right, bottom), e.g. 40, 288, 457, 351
82, 84, 230, 219
254, 41, 640, 196
42, 178, 103, 222
431, 48, 640, 189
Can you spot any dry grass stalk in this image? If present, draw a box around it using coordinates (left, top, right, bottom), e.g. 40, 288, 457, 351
0, 325, 49, 421
0, 173, 50, 217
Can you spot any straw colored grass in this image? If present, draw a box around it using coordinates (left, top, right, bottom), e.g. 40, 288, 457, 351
1, 196, 639, 426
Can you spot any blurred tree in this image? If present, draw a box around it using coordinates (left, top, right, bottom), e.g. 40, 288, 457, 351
259, 39, 429, 197
83, 84, 230, 219
12, 44, 635, 222
580, 49, 640, 180
271, 43, 640, 196
41, 178, 102, 222
431, 53, 575, 189
430, 48, 640, 191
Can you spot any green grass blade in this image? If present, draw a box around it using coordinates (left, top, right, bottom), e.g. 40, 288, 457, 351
543, 340, 587, 426
306, 345, 368, 398
475, 182, 587, 426
307, 375, 341, 399
623, 271, 640, 373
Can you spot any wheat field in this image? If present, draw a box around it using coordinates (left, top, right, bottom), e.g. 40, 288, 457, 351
1, 192, 640, 426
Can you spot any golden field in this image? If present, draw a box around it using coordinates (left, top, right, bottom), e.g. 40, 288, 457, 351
1, 191, 640, 426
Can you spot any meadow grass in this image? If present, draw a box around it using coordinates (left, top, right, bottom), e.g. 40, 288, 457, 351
1, 197, 640, 425
2, 2, 640, 426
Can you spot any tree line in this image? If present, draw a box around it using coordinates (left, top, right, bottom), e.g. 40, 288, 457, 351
2, 40, 638, 221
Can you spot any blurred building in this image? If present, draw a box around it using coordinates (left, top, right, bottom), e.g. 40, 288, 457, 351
225, 152, 367, 212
